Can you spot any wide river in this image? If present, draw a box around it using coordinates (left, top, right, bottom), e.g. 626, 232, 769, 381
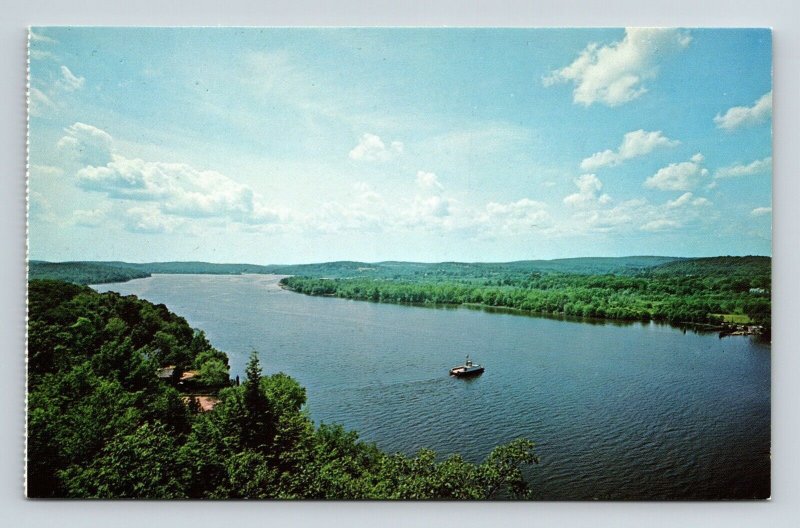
94, 274, 770, 500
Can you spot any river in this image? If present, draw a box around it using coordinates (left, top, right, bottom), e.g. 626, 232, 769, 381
93, 273, 771, 500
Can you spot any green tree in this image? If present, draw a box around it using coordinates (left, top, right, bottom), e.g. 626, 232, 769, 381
59, 422, 188, 498
242, 351, 275, 451
198, 358, 230, 388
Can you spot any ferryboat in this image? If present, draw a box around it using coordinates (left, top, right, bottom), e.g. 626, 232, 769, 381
449, 355, 485, 377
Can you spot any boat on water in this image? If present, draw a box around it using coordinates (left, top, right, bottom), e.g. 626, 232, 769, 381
449, 355, 485, 377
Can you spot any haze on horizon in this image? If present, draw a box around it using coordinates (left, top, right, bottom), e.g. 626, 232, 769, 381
28, 28, 773, 264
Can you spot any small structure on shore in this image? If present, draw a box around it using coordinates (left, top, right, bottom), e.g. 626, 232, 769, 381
156, 365, 175, 380
183, 395, 220, 412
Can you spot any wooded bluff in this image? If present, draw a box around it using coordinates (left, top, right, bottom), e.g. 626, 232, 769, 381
27, 279, 538, 499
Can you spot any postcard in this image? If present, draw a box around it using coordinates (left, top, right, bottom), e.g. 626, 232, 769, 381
27, 27, 771, 499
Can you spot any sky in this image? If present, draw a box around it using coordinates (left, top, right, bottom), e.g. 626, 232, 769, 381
27, 28, 772, 264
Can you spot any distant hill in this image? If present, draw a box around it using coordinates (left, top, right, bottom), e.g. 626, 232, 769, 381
648, 256, 771, 278
265, 256, 685, 280
29, 256, 770, 285
99, 261, 276, 275
28, 261, 151, 285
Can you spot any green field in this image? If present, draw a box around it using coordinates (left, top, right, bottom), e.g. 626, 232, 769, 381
711, 313, 753, 324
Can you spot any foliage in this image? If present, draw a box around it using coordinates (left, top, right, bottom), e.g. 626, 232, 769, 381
29, 261, 150, 285
30, 256, 688, 286
197, 358, 230, 388
281, 256, 771, 330
27, 279, 539, 499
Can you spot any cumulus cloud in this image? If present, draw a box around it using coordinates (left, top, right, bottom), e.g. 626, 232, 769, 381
124, 206, 183, 234
348, 133, 404, 161
411, 195, 453, 219
57, 122, 114, 166
580, 130, 679, 171
639, 191, 711, 232
566, 198, 645, 234
478, 199, 552, 235
563, 174, 612, 208
58, 65, 85, 92
563, 180, 713, 235
404, 171, 456, 224
714, 156, 772, 179
416, 170, 444, 191
59, 123, 287, 228
665, 192, 711, 209
644, 153, 709, 191
714, 91, 772, 130
750, 207, 772, 217
76, 158, 256, 219
543, 28, 691, 107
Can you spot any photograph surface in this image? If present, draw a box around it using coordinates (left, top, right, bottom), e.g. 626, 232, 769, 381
27, 27, 771, 499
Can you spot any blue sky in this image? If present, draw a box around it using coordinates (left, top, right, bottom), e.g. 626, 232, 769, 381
28, 28, 772, 264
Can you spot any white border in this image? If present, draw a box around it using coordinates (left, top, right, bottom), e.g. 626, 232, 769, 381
5, 1, 799, 527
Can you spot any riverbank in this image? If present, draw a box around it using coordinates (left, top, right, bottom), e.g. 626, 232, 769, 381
280, 277, 770, 340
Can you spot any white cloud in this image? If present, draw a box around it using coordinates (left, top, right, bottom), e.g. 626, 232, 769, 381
28, 191, 56, 223
349, 133, 404, 161
29, 164, 63, 178
72, 207, 109, 227
57, 122, 114, 166
666, 192, 693, 208
29, 87, 56, 116
714, 157, 772, 179
29, 29, 56, 44
714, 91, 772, 131
76, 157, 284, 224
580, 130, 679, 171
640, 219, 682, 232
403, 171, 456, 225
751, 207, 772, 217
416, 170, 444, 191
565, 198, 645, 234
60, 123, 287, 227
563, 174, 611, 207
666, 192, 712, 209
543, 28, 691, 107
305, 182, 390, 234
30, 49, 57, 61
479, 199, 552, 235
58, 65, 85, 92
124, 206, 183, 234
644, 153, 709, 191
411, 195, 453, 219
563, 179, 713, 235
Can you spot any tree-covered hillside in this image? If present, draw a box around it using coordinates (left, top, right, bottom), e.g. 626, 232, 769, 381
29, 261, 151, 285
281, 256, 771, 333
27, 280, 538, 499
30, 256, 687, 285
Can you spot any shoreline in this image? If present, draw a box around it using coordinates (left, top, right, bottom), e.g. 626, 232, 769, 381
278, 280, 768, 341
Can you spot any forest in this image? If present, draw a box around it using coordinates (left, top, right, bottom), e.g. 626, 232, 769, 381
27, 279, 539, 499
29, 261, 152, 285
280, 257, 771, 333
30, 256, 687, 285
